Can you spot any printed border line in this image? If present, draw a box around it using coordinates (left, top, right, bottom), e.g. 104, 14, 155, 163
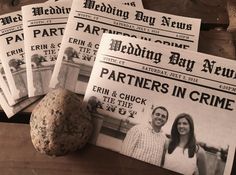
74, 16, 194, 43
104, 54, 236, 88
28, 22, 67, 27
27, 17, 68, 22
76, 10, 195, 37
0, 28, 23, 36
0, 24, 22, 32
101, 54, 236, 95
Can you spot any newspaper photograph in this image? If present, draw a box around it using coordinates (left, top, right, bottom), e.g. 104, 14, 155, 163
49, 0, 201, 95
0, 59, 40, 117
0, 60, 16, 106
22, 0, 71, 97
0, 11, 28, 100
83, 34, 236, 175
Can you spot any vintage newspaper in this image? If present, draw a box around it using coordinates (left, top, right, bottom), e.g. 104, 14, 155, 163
0, 61, 39, 118
0, 8, 48, 117
0, 93, 39, 118
115, 0, 143, 8
22, 0, 138, 97
49, 0, 201, 95
0, 11, 28, 100
0, 61, 15, 106
22, 1, 72, 97
47, 0, 144, 8
83, 34, 236, 175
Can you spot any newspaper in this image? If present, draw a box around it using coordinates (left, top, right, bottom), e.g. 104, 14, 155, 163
0, 60, 39, 118
47, 0, 143, 8
83, 34, 236, 175
22, 1, 72, 97
0, 11, 28, 100
47, 0, 144, 8
22, 0, 140, 97
49, 0, 201, 95
0, 8, 48, 117
116, 0, 143, 8
0, 92, 39, 118
0, 61, 15, 106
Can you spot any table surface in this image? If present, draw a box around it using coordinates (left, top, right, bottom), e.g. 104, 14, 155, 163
0, 122, 178, 175
0, 0, 235, 175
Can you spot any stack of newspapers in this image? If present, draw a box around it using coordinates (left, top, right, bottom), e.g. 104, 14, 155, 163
0, 0, 235, 174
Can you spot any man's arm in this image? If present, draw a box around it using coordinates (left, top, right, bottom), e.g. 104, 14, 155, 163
120, 125, 141, 157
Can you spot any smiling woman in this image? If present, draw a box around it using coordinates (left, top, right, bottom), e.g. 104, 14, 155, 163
162, 113, 207, 175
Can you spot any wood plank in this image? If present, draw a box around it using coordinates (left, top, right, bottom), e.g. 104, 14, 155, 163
0, 122, 178, 175
0, 0, 47, 15
0, 0, 229, 25
142, 0, 228, 26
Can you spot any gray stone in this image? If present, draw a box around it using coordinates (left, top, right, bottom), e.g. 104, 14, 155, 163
30, 88, 93, 156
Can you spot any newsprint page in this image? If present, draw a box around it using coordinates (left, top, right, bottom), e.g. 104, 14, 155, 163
47, 0, 144, 8
0, 61, 39, 118
23, 0, 142, 97
50, 0, 201, 95
0, 62, 39, 118
0, 60, 15, 106
0, 11, 28, 101
83, 34, 236, 175
22, 0, 71, 97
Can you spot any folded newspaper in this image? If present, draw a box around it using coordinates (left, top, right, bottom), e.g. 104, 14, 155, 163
22, 0, 142, 97
49, 0, 201, 95
22, 0, 72, 97
0, 60, 15, 106
47, 0, 144, 8
0, 11, 28, 101
83, 33, 236, 175
0, 60, 39, 118
0, 10, 40, 118
0, 0, 143, 116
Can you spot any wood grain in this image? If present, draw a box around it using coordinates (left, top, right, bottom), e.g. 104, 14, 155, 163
0, 0, 47, 15
0, 122, 178, 175
142, 0, 228, 25
0, 0, 229, 25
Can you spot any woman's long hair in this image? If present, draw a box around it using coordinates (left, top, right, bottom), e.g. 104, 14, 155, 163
168, 113, 197, 158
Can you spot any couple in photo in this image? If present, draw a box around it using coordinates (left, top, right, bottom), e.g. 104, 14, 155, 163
120, 106, 207, 175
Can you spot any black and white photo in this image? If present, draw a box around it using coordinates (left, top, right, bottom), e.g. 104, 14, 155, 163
83, 34, 236, 175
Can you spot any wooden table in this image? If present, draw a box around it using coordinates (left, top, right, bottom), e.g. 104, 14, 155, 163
0, 122, 178, 175
0, 0, 235, 175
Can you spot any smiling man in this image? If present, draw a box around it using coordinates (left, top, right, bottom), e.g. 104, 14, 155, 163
120, 106, 169, 166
